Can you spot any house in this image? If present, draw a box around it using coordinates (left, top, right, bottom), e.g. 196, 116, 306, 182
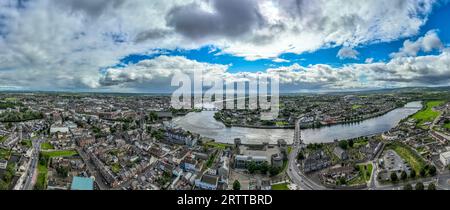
302, 150, 331, 173
333, 146, 348, 160
195, 174, 219, 190
440, 151, 450, 166
165, 128, 198, 147
181, 158, 198, 172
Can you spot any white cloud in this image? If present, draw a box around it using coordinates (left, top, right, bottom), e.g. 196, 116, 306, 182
272, 58, 290, 63
391, 30, 444, 58
0, 0, 443, 91
365, 58, 374, 63
337, 47, 359, 60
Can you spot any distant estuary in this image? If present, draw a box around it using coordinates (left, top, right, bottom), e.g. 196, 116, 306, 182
172, 101, 422, 145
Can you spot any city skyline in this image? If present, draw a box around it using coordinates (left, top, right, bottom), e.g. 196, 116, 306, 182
1, 0, 450, 93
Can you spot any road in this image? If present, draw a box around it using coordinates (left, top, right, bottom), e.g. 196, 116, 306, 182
287, 132, 326, 190
22, 137, 42, 190
76, 148, 110, 190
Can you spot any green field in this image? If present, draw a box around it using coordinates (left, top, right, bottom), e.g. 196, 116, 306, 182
412, 101, 445, 127
0, 148, 11, 159
41, 142, 54, 150
3, 97, 18, 102
271, 183, 290, 190
41, 150, 78, 158
111, 163, 121, 174
35, 161, 48, 190
348, 163, 373, 185
35, 150, 78, 189
387, 143, 426, 173
352, 105, 363, 109
204, 142, 230, 150
20, 139, 32, 148
287, 146, 292, 155
444, 122, 450, 129
275, 121, 289, 126
0, 136, 6, 143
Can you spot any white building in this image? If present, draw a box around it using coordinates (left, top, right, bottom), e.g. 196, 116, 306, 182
440, 151, 450, 166
0, 159, 7, 170
50, 124, 69, 134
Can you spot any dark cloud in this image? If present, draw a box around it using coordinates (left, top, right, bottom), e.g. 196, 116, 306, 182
54, 0, 125, 17
166, 0, 265, 40
134, 29, 172, 43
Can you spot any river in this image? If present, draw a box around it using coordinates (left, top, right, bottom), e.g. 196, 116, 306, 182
172, 101, 422, 145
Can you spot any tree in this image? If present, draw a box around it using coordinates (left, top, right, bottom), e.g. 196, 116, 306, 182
233, 180, 241, 190
427, 183, 436, 190
390, 172, 398, 182
348, 139, 354, 148
410, 170, 416, 178
246, 161, 257, 174
269, 166, 281, 176
260, 162, 269, 174
415, 182, 424, 190
419, 167, 427, 177
403, 184, 413, 190
400, 171, 408, 181
339, 140, 348, 150
428, 165, 436, 176
297, 152, 305, 161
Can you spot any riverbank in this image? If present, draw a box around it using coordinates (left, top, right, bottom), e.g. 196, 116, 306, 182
172, 101, 422, 145
214, 104, 404, 130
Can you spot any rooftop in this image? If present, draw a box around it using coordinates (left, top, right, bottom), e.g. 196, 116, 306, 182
71, 176, 94, 190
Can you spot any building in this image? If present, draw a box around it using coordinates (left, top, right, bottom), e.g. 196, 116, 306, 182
70, 176, 94, 190
271, 153, 283, 168
333, 146, 348, 160
181, 158, 198, 172
302, 150, 331, 173
195, 174, 219, 190
234, 155, 267, 169
165, 128, 197, 147
0, 159, 7, 170
50, 124, 69, 134
277, 139, 288, 155
440, 151, 450, 166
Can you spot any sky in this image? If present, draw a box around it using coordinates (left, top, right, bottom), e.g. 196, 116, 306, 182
0, 0, 450, 93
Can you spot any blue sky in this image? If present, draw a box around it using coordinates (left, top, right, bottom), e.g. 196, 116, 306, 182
117, 2, 450, 74
1, 0, 450, 92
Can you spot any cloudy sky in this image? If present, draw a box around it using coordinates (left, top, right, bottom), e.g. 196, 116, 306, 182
0, 0, 450, 93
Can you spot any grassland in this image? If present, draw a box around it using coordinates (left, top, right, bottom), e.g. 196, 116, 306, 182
412, 100, 445, 128
35, 150, 78, 189
387, 143, 426, 173
271, 183, 290, 190
20, 139, 32, 148
348, 163, 373, 185
0, 136, 6, 143
204, 141, 230, 150
0, 148, 10, 159
40, 142, 54, 150
444, 122, 450, 129
41, 150, 78, 158
35, 160, 48, 190
275, 121, 289, 126
352, 105, 363, 109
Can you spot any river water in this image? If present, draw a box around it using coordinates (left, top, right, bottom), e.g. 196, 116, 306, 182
172, 101, 422, 145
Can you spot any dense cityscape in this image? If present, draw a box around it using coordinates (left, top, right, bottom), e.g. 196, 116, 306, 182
1, 88, 450, 191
